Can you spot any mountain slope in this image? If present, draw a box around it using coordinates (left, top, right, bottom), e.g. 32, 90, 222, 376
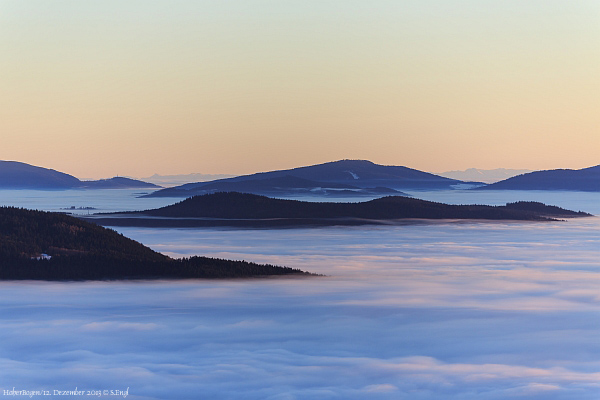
149, 175, 402, 197
81, 177, 160, 189
145, 160, 478, 198
0, 206, 309, 280
140, 173, 236, 187
479, 165, 600, 191
0, 161, 81, 189
437, 168, 533, 184
0, 161, 159, 190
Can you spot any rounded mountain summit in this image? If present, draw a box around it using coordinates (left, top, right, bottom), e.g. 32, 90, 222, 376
144, 160, 481, 198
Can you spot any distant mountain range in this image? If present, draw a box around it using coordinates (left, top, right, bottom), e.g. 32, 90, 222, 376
86, 192, 591, 228
437, 168, 533, 184
4, 159, 599, 193
144, 160, 482, 198
138, 172, 236, 187
479, 165, 600, 191
0, 161, 160, 190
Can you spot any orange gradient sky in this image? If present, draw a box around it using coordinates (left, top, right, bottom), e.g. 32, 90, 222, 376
1, 1, 598, 179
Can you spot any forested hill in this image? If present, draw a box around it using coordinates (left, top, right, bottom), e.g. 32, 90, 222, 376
0, 207, 310, 280
122, 192, 591, 222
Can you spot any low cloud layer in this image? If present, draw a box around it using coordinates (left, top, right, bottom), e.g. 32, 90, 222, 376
0, 218, 597, 398
1, 191, 599, 399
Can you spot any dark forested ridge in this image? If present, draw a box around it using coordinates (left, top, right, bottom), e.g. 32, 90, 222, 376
89, 192, 592, 228
0, 206, 310, 280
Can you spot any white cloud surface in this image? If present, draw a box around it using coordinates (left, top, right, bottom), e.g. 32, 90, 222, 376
1, 191, 600, 399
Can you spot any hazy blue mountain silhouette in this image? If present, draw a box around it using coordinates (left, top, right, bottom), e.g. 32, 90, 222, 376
0, 161, 81, 189
145, 160, 479, 197
437, 168, 533, 184
147, 175, 403, 197
80, 177, 161, 189
479, 165, 600, 191
0, 161, 159, 189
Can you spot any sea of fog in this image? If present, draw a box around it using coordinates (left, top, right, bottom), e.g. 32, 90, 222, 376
1, 189, 600, 399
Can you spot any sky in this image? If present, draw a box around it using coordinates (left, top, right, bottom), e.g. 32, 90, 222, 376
1, 0, 598, 179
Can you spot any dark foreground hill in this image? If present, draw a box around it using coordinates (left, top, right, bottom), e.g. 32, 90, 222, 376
0, 207, 310, 280
479, 165, 600, 191
87, 192, 591, 228
144, 159, 483, 197
0, 161, 160, 189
